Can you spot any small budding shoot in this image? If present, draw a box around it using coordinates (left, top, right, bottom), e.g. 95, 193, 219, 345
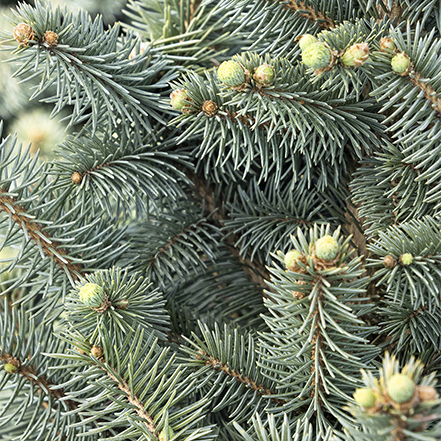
91, 345, 104, 358
217, 60, 246, 87
298, 34, 318, 51
170, 89, 189, 111
13, 23, 35, 46
383, 254, 397, 268
387, 374, 415, 403
3, 363, 18, 374
400, 253, 413, 265
353, 388, 376, 408
284, 250, 303, 271
391, 52, 411, 74
72, 172, 83, 184
42, 31, 58, 46
341, 43, 369, 67
253, 64, 275, 86
301, 42, 332, 70
78, 283, 105, 308
380, 37, 396, 53
202, 100, 218, 117
315, 235, 339, 260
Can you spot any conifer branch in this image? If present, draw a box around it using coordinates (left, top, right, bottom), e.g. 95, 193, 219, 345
0, 352, 77, 411
0, 189, 83, 280
203, 354, 285, 405
106, 366, 158, 437
408, 72, 441, 114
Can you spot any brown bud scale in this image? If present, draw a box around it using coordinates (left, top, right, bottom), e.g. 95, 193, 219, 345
72, 172, 83, 184
13, 23, 35, 46
43, 31, 59, 47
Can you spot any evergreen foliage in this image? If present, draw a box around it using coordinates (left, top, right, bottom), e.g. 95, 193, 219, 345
0, 0, 440, 440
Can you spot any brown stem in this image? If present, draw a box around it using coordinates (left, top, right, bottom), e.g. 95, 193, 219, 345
285, 1, 335, 29
204, 355, 285, 405
408, 72, 441, 114
106, 367, 158, 438
0, 352, 77, 411
0, 189, 83, 281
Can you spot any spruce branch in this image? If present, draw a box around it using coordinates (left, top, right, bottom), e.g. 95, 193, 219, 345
53, 326, 215, 440
0, 352, 76, 411
2, 1, 176, 137
260, 225, 379, 439
180, 322, 282, 423
171, 53, 384, 185
0, 188, 83, 281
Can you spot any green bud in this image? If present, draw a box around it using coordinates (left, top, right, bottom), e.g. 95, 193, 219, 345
400, 253, 413, 265
4, 363, 18, 374
284, 250, 303, 271
341, 43, 369, 67
78, 283, 105, 308
391, 52, 411, 74
170, 89, 188, 111
302, 42, 332, 70
253, 64, 274, 86
353, 388, 376, 408
217, 60, 246, 87
298, 34, 318, 51
315, 235, 339, 260
159, 426, 174, 441
380, 37, 396, 53
387, 374, 415, 403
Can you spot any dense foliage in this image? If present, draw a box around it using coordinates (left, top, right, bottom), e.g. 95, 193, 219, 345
0, 0, 440, 440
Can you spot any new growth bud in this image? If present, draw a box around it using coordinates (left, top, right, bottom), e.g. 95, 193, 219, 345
253, 64, 275, 86
391, 52, 411, 74
341, 43, 369, 67
301, 42, 332, 70
387, 374, 415, 403
217, 60, 246, 87
353, 388, 376, 408
315, 235, 339, 260
78, 283, 105, 308
380, 37, 396, 53
298, 34, 318, 51
400, 253, 413, 265
13, 23, 35, 46
170, 89, 189, 111
284, 250, 303, 271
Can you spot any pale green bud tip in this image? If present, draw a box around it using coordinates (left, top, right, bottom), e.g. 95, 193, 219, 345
159, 426, 175, 441
253, 64, 274, 86
353, 388, 376, 408
387, 374, 415, 403
341, 43, 369, 67
400, 253, 413, 265
4, 363, 18, 374
284, 250, 303, 270
298, 34, 318, 51
78, 283, 105, 308
391, 52, 411, 74
217, 60, 246, 87
170, 89, 188, 110
315, 235, 339, 260
302, 42, 332, 70
380, 37, 396, 53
